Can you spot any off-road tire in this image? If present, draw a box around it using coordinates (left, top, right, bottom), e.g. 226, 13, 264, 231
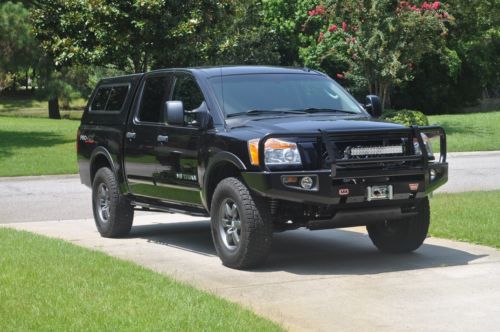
210, 177, 273, 269
92, 167, 134, 238
367, 198, 430, 253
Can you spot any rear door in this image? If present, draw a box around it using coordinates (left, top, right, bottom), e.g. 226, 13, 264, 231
123, 73, 174, 197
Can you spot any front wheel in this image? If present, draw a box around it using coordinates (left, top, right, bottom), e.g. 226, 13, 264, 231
92, 167, 134, 238
367, 198, 430, 253
210, 177, 273, 269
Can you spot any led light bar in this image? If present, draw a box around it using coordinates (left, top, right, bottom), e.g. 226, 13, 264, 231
349, 145, 403, 156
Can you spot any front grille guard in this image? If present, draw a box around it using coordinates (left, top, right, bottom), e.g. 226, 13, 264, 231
257, 126, 447, 176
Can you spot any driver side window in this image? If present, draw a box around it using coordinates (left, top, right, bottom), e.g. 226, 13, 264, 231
172, 74, 205, 111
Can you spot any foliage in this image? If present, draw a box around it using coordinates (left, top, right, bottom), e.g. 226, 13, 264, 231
32, 0, 233, 72
299, 1, 454, 105
0, 1, 40, 90
215, 1, 281, 65
261, 0, 304, 65
2, 0, 498, 115
393, 0, 500, 113
382, 109, 429, 126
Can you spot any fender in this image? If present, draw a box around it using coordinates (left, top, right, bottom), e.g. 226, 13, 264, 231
90, 147, 131, 194
201, 151, 247, 209
90, 147, 117, 176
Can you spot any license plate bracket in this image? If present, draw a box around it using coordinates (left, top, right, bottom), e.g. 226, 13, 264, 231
367, 185, 393, 201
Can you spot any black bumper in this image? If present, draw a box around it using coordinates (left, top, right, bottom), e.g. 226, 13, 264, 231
245, 125, 448, 207
242, 162, 448, 206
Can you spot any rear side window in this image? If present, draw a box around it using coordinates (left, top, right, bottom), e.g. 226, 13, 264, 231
106, 86, 129, 111
91, 87, 111, 111
90, 85, 129, 112
137, 75, 173, 123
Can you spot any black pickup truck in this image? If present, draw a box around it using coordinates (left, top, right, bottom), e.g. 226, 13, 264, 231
78, 66, 448, 269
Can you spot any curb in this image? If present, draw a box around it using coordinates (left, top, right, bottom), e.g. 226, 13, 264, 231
447, 151, 500, 158
0, 174, 80, 182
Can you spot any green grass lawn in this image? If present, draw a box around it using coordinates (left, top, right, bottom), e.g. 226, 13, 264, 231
0, 228, 281, 331
0, 96, 84, 120
428, 111, 500, 152
430, 190, 500, 248
0, 117, 79, 176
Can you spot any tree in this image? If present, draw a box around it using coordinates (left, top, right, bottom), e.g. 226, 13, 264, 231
32, 0, 234, 73
0, 1, 40, 91
261, 0, 304, 65
393, 0, 499, 113
213, 0, 281, 65
299, 1, 455, 106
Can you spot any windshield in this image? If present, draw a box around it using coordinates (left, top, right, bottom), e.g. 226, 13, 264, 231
208, 73, 364, 117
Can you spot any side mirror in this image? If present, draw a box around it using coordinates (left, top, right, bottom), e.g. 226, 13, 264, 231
164, 101, 184, 126
365, 95, 383, 118
164, 100, 213, 129
187, 101, 213, 130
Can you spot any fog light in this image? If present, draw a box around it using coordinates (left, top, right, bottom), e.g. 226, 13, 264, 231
282, 176, 298, 185
430, 169, 437, 181
300, 176, 314, 190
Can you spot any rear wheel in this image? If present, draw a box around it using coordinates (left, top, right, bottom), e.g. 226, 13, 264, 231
92, 167, 134, 237
210, 177, 273, 269
367, 198, 430, 253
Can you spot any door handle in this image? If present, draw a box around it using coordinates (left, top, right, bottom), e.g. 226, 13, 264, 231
157, 135, 169, 143
126, 132, 136, 140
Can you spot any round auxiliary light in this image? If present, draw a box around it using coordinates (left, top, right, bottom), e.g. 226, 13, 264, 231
300, 176, 314, 190
430, 169, 437, 181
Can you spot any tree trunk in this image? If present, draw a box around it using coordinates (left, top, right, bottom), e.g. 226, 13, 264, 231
132, 56, 142, 73
26, 69, 29, 91
31, 68, 36, 92
48, 98, 61, 119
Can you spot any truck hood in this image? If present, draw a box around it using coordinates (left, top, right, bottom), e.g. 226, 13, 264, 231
226, 114, 408, 136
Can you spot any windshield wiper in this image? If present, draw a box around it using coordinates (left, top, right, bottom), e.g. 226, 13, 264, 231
300, 108, 358, 115
227, 109, 308, 118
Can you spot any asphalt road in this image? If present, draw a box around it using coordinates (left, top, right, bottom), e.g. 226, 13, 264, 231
1, 151, 499, 224
0, 175, 92, 223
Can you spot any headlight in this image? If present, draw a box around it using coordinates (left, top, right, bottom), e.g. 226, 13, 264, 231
248, 138, 302, 166
413, 133, 434, 157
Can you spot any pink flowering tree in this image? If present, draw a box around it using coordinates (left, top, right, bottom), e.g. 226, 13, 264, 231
300, 1, 454, 106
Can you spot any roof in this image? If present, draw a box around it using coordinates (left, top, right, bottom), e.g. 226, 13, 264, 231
192, 66, 322, 78
98, 66, 324, 84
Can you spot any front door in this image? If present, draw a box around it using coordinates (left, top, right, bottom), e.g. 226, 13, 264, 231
153, 73, 205, 208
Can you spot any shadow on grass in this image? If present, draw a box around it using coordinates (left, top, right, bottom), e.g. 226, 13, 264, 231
130, 220, 486, 276
0, 129, 73, 158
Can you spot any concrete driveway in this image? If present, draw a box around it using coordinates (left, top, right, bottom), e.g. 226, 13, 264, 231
1, 151, 500, 330
5, 215, 500, 331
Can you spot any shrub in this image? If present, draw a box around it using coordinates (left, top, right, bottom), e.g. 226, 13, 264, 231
381, 109, 429, 126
